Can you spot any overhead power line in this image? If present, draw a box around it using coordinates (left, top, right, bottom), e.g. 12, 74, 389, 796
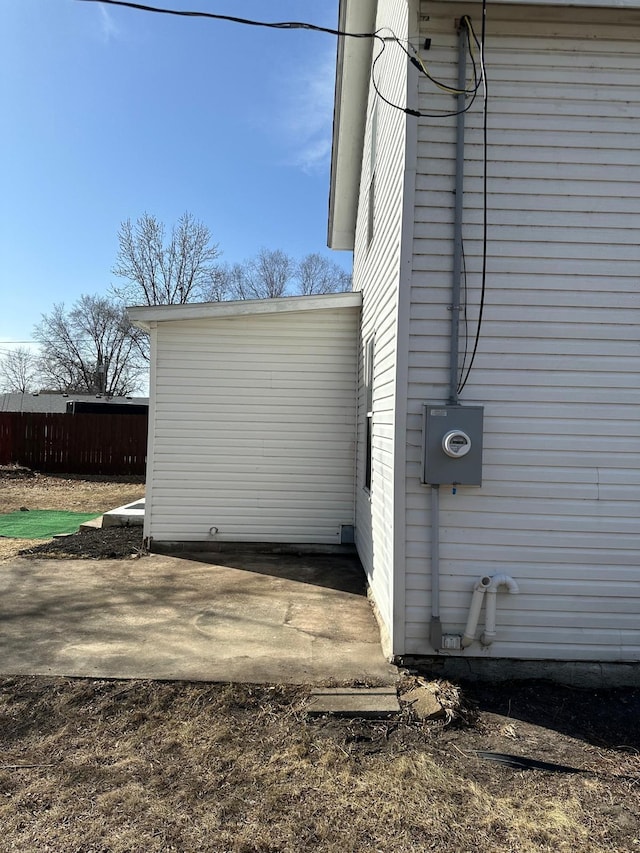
77, 0, 490, 390
77, 0, 377, 38
77, 0, 484, 120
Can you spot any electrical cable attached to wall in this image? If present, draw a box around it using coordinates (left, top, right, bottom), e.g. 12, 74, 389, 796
457, 0, 489, 395
373, 16, 482, 118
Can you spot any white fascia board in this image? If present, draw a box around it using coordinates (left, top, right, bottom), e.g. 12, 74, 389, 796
127, 292, 362, 329
328, 0, 377, 251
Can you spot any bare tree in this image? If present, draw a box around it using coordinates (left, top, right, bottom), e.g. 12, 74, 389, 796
112, 212, 221, 305
0, 346, 40, 393
207, 266, 233, 303
236, 249, 294, 300
210, 262, 247, 301
34, 295, 146, 396
294, 253, 352, 295
206, 249, 350, 302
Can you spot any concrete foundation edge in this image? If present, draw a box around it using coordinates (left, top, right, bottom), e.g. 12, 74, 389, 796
398, 655, 640, 688
148, 539, 358, 557
367, 587, 393, 661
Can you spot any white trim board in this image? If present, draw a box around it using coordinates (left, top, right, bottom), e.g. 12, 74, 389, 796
129, 292, 362, 329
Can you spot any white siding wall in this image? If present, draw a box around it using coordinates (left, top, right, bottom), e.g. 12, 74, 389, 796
352, 0, 413, 649
145, 307, 359, 544
403, 1, 640, 659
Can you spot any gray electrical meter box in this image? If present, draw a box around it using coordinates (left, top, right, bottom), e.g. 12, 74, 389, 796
421, 404, 484, 486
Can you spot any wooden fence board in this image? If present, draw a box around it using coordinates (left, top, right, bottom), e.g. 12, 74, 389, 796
0, 413, 147, 475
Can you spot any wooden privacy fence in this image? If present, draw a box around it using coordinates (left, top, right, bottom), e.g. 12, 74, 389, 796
0, 412, 148, 475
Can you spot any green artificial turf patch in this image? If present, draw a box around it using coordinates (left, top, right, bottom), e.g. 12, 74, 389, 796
0, 510, 101, 539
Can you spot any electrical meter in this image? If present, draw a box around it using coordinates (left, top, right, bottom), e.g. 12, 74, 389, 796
421, 405, 483, 486
442, 429, 472, 458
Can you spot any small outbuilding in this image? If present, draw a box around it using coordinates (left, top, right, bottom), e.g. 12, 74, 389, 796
129, 293, 361, 547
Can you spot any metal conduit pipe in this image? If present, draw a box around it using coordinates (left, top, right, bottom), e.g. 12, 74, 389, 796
430, 25, 468, 651
448, 21, 468, 405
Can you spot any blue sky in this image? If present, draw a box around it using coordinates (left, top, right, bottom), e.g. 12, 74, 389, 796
0, 0, 351, 351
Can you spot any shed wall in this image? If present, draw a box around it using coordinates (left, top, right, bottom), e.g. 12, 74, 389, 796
403, 1, 640, 659
145, 307, 359, 544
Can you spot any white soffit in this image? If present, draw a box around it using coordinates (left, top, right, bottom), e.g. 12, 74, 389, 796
328, 0, 377, 251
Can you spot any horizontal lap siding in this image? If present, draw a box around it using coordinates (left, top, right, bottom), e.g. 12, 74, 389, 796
403, 1, 640, 659
147, 309, 358, 544
353, 0, 410, 645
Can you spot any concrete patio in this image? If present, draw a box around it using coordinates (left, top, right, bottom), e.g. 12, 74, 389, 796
0, 550, 397, 684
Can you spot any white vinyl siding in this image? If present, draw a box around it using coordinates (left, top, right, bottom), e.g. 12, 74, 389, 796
145, 306, 359, 545
402, 1, 640, 660
352, 0, 413, 650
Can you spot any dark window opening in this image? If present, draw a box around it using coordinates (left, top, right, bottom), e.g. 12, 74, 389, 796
364, 335, 374, 491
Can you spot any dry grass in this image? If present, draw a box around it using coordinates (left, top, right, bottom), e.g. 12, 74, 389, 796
1, 471, 638, 850
0, 470, 145, 560
1, 678, 638, 853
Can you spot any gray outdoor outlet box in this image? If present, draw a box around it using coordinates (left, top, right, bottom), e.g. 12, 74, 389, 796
421, 404, 484, 486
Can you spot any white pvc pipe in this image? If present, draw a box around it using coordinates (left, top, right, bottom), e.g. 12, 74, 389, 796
481, 574, 520, 646
461, 575, 492, 647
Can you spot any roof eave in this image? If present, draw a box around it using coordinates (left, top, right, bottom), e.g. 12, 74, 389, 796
127, 292, 363, 329
328, 0, 377, 251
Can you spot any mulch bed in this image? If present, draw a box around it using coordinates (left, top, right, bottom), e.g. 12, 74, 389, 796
18, 526, 145, 559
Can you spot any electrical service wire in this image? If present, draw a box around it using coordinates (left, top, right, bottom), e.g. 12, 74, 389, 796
459, 241, 470, 386
76, 0, 490, 394
457, 0, 488, 395
78, 0, 481, 121
372, 17, 483, 118
397, 16, 481, 96
78, 0, 374, 37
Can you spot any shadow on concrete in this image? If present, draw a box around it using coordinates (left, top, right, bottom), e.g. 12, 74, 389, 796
167, 549, 368, 596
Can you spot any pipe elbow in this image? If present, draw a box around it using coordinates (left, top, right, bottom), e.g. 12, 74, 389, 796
489, 573, 519, 594
480, 630, 496, 646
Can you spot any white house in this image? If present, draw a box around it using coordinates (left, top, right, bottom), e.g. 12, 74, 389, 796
131, 0, 640, 677
329, 0, 640, 670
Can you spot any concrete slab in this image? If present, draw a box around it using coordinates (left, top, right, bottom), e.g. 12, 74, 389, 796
102, 499, 145, 528
80, 516, 104, 530
307, 687, 399, 717
0, 551, 398, 685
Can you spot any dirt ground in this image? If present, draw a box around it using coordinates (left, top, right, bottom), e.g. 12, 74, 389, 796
1, 467, 639, 851
0, 676, 638, 853
0, 465, 145, 560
